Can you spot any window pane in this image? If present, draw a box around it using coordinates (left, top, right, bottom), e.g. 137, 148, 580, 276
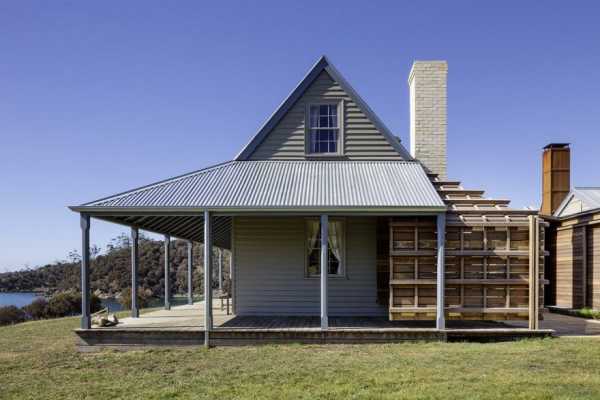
329, 140, 337, 153
318, 142, 327, 153
319, 104, 328, 115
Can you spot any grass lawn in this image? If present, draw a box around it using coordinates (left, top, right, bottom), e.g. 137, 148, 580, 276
1, 318, 600, 399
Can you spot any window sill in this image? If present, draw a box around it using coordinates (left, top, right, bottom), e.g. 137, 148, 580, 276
304, 154, 347, 160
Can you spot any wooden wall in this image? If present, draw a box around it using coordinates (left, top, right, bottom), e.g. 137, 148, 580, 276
550, 213, 600, 310
388, 216, 541, 321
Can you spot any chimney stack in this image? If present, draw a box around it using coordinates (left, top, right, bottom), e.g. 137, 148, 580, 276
408, 61, 448, 179
541, 143, 571, 216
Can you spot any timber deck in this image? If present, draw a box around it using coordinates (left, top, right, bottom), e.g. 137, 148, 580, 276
75, 302, 553, 349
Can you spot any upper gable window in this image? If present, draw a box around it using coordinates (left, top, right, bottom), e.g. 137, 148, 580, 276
307, 103, 342, 155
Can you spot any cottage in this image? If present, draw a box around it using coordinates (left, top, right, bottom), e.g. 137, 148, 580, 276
542, 144, 600, 310
71, 56, 549, 346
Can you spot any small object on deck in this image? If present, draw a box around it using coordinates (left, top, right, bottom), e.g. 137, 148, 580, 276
91, 309, 120, 327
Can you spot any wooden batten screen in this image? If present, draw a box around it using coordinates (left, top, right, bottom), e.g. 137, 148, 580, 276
389, 216, 544, 321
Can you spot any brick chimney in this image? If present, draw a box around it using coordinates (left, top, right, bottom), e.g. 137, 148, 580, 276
408, 61, 448, 179
541, 143, 571, 216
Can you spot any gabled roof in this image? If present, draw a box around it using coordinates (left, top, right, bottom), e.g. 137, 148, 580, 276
235, 55, 412, 161
554, 187, 600, 218
71, 160, 444, 212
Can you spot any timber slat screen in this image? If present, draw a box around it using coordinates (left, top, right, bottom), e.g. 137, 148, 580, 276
389, 177, 545, 322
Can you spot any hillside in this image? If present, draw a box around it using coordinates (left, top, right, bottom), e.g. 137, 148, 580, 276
0, 234, 229, 298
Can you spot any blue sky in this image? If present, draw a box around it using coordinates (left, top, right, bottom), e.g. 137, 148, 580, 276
1, 1, 599, 271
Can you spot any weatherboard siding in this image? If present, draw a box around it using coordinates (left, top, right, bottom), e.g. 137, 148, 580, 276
233, 216, 386, 316
249, 71, 403, 161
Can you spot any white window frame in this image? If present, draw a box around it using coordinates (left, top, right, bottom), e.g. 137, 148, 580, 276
304, 218, 346, 278
305, 100, 344, 157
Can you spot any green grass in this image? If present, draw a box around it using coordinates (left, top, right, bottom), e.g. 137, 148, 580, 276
1, 318, 600, 399
576, 308, 600, 320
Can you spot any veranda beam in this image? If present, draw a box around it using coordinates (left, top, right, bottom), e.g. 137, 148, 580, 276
204, 211, 213, 346
320, 214, 329, 330
164, 235, 171, 310
187, 241, 193, 305
131, 227, 139, 318
80, 214, 91, 329
436, 213, 446, 330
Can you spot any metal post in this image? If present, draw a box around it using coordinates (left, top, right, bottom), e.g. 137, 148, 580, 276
164, 235, 171, 310
204, 211, 213, 347
187, 241, 193, 305
218, 248, 223, 292
320, 215, 329, 330
436, 213, 446, 330
528, 216, 540, 330
80, 214, 91, 329
131, 227, 139, 318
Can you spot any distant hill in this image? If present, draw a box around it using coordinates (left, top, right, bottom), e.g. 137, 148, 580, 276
0, 234, 228, 298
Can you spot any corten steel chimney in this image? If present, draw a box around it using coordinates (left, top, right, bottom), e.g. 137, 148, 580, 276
541, 143, 570, 216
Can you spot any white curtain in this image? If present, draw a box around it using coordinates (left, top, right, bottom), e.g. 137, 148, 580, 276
308, 220, 319, 250
328, 221, 342, 272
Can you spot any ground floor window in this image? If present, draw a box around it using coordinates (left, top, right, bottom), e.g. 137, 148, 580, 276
306, 219, 344, 277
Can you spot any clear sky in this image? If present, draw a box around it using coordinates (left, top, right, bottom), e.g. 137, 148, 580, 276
1, 1, 599, 271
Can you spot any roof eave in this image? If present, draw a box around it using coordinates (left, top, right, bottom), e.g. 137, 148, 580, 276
69, 205, 447, 215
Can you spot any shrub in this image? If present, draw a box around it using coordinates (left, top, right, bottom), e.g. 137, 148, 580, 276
0, 306, 27, 326
118, 287, 151, 310
47, 292, 80, 317
47, 291, 102, 318
22, 298, 49, 320
577, 308, 600, 320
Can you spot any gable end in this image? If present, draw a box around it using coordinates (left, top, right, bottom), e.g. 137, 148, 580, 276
236, 56, 412, 161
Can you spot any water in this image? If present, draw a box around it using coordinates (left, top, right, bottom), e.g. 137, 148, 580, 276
0, 292, 43, 308
0, 292, 193, 311
0, 292, 124, 311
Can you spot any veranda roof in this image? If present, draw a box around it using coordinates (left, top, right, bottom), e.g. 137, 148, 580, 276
72, 160, 444, 212
70, 160, 445, 248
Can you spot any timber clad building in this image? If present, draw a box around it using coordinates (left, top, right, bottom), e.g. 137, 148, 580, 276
542, 144, 600, 311
71, 56, 549, 347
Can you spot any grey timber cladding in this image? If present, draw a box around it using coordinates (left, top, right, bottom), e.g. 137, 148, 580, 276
234, 216, 386, 316
249, 71, 404, 160
76, 160, 444, 210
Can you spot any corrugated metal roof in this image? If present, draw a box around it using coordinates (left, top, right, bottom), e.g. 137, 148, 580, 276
75, 160, 444, 210
554, 187, 600, 218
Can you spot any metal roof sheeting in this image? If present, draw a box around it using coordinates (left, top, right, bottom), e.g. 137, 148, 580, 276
554, 187, 600, 218
78, 161, 444, 210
